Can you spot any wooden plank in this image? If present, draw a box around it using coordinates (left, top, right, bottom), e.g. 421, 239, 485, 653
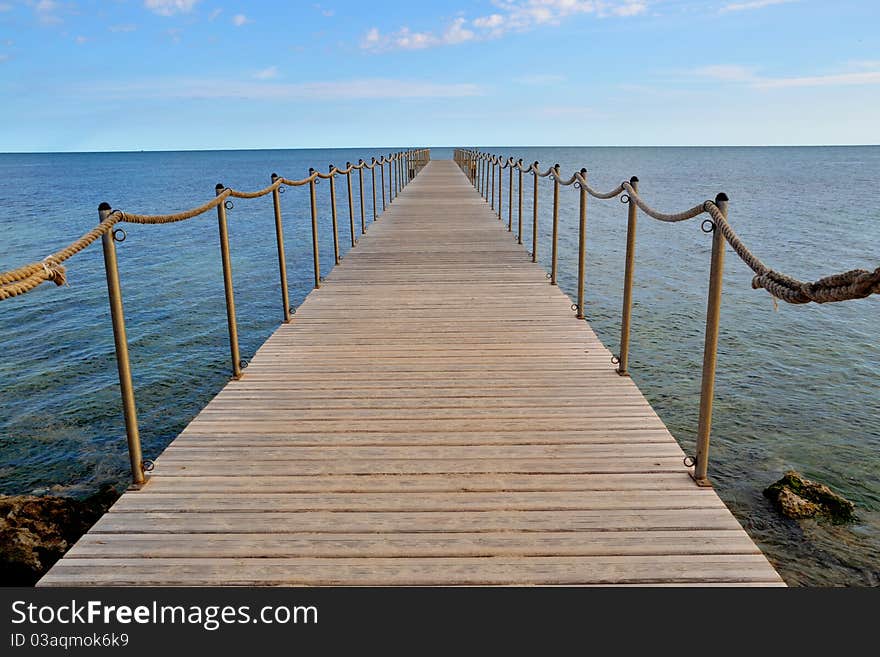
40, 159, 783, 587
39, 556, 783, 586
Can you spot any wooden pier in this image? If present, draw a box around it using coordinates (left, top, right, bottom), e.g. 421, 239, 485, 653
40, 160, 784, 586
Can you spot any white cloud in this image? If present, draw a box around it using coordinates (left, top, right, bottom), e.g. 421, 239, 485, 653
232, 13, 249, 27
720, 0, 797, 12
209, 8, 222, 21
75, 35, 87, 44
144, 0, 200, 16
30, 0, 61, 24
693, 64, 756, 81
83, 77, 484, 101
755, 71, 880, 89
693, 63, 880, 89
514, 73, 567, 85
362, 1, 646, 52
254, 66, 278, 80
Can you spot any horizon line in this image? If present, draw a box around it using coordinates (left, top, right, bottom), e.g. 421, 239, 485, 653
2, 143, 879, 155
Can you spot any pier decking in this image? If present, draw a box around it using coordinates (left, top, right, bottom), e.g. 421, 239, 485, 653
40, 160, 784, 586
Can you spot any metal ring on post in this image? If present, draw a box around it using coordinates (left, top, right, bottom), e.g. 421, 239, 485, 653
142, 460, 155, 473
683, 456, 696, 468
611, 355, 620, 365
546, 273, 551, 279
571, 303, 579, 312
701, 219, 716, 233
239, 359, 249, 370
278, 186, 286, 194
224, 200, 234, 210
112, 228, 127, 243
620, 194, 630, 204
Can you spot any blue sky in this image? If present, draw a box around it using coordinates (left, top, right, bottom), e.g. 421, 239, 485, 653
0, 0, 878, 151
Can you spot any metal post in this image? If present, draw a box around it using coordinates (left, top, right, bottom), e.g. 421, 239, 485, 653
517, 160, 523, 244
270, 174, 292, 321
576, 169, 588, 320
693, 193, 729, 487
508, 159, 513, 231
371, 158, 378, 222
215, 184, 243, 379
308, 169, 321, 289
491, 159, 495, 210
498, 159, 503, 221
551, 164, 560, 285
388, 154, 393, 202
617, 176, 639, 375
531, 163, 539, 263
99, 202, 146, 488
358, 160, 366, 235
328, 166, 340, 265
346, 163, 356, 247
380, 159, 387, 212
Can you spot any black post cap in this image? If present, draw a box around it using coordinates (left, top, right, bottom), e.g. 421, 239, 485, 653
215, 183, 224, 191
630, 175, 639, 184
98, 202, 112, 211
716, 192, 729, 203
271, 172, 278, 179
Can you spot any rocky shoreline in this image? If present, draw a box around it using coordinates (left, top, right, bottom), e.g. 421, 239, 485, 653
0, 486, 121, 586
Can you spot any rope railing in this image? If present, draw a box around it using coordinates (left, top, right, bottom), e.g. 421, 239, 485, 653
454, 147, 877, 487
1, 147, 430, 486
0, 150, 428, 302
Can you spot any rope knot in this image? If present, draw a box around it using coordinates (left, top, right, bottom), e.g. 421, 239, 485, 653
41, 260, 67, 287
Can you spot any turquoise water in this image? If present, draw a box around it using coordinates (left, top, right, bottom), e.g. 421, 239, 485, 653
1, 146, 878, 586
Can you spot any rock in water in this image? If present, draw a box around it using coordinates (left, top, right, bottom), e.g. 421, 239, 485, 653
0, 485, 119, 585
764, 471, 856, 523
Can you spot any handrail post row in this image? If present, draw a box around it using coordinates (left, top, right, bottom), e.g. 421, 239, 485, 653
617, 176, 639, 375
98, 202, 146, 488
517, 160, 523, 244
328, 166, 340, 265
693, 193, 729, 487
308, 169, 321, 289
508, 159, 513, 231
215, 184, 243, 379
531, 163, 539, 263
371, 159, 378, 222
380, 159, 387, 212
270, 173, 292, 322
346, 162, 356, 247
576, 169, 588, 320
358, 160, 366, 235
551, 164, 560, 285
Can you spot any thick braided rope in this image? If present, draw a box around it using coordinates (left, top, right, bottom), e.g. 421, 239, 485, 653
704, 202, 880, 303
227, 180, 282, 199
121, 191, 230, 224
621, 181, 705, 222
